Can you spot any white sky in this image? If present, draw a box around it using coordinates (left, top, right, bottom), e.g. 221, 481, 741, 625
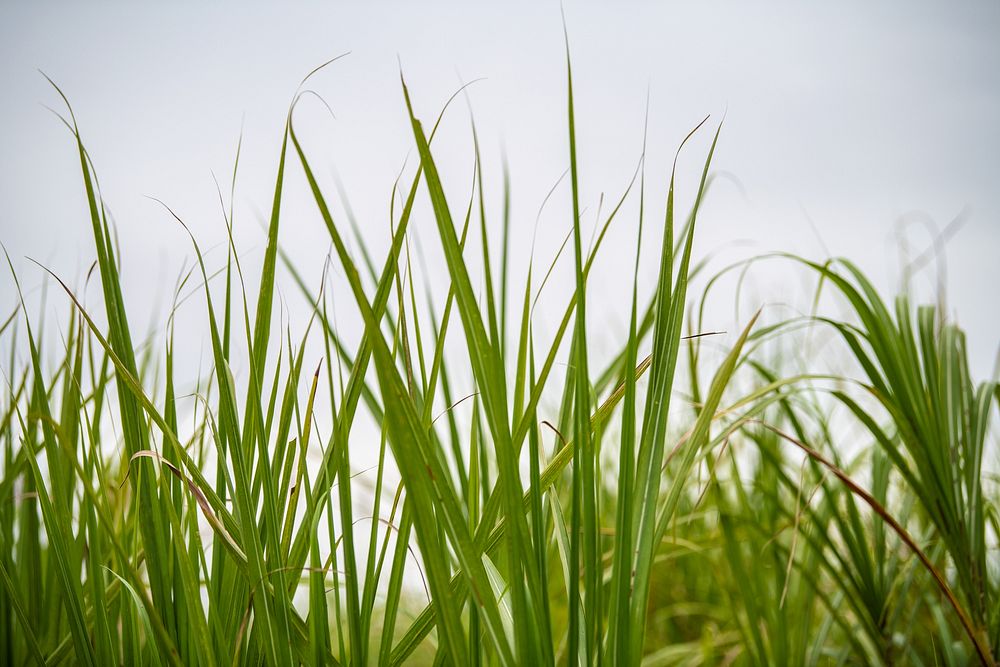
1, 1, 998, 379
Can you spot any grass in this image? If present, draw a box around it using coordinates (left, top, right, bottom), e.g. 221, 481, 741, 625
0, 51, 998, 666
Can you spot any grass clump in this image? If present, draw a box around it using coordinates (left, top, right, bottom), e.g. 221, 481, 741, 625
0, 54, 997, 666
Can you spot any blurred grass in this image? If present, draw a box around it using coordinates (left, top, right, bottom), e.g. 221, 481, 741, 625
0, 54, 998, 667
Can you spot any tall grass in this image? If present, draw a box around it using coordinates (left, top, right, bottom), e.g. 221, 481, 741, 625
1, 54, 997, 666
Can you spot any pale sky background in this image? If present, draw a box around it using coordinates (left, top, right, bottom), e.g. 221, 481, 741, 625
1, 1, 998, 383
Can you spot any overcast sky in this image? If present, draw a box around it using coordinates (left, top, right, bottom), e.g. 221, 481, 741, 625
1, 1, 998, 376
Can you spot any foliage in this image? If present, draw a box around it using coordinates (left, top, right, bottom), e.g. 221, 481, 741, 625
0, 57, 997, 666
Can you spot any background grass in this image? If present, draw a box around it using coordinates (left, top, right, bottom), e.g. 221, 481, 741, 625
0, 54, 998, 666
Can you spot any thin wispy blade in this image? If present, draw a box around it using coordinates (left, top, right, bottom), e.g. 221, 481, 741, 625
298, 52, 352, 89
